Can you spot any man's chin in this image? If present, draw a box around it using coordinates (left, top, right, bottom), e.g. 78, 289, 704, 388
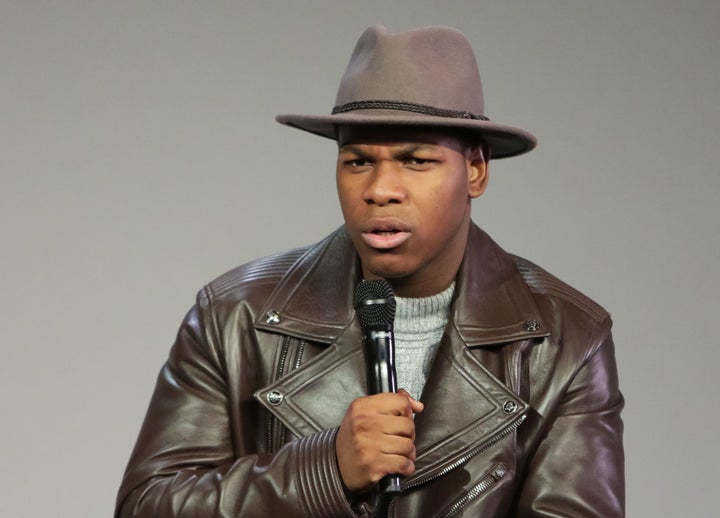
359, 257, 415, 283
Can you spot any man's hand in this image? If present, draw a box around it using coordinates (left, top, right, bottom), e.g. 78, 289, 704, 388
336, 388, 424, 492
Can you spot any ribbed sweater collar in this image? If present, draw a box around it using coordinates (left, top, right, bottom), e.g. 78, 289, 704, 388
395, 282, 455, 331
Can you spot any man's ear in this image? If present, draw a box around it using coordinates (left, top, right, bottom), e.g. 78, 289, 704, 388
467, 145, 490, 198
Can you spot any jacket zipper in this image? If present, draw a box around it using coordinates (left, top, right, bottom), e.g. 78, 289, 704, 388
386, 413, 526, 517
278, 340, 306, 444
440, 463, 507, 517
266, 336, 292, 452
293, 340, 306, 369
266, 337, 306, 452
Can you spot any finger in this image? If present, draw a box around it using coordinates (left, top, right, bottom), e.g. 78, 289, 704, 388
355, 392, 417, 417
378, 434, 417, 462
397, 388, 425, 414
358, 439, 417, 483
347, 412, 416, 441
373, 450, 418, 479
375, 414, 417, 439
352, 430, 416, 458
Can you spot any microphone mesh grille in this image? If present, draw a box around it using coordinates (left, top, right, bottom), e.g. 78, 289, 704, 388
353, 279, 396, 327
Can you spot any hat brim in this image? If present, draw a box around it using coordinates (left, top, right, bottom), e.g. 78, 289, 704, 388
276, 110, 536, 159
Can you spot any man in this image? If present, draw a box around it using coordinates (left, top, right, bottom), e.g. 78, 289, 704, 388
116, 25, 624, 517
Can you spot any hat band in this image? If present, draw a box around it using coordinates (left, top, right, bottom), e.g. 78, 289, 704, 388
331, 100, 490, 121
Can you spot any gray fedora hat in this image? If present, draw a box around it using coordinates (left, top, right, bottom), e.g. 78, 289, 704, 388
276, 25, 537, 159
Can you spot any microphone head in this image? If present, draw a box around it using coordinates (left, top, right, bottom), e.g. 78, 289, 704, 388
354, 279, 396, 328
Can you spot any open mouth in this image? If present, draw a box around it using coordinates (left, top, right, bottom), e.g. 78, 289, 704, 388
361, 228, 411, 249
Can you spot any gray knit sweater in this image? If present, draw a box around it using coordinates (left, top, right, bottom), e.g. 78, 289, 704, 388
394, 282, 455, 401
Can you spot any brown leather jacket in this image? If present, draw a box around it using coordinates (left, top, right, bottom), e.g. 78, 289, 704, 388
116, 224, 624, 517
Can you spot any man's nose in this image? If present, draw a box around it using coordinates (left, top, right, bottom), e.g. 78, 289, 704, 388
362, 162, 407, 206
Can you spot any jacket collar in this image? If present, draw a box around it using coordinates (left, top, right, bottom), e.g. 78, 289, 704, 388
255, 223, 548, 345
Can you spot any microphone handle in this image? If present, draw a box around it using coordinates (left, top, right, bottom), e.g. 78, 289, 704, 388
362, 327, 401, 495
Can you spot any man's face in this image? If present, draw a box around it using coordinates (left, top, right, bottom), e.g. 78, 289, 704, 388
336, 125, 488, 297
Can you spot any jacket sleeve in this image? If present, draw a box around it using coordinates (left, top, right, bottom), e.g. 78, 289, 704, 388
516, 319, 625, 517
115, 302, 357, 518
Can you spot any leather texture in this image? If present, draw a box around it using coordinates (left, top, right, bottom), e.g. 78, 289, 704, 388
116, 224, 624, 517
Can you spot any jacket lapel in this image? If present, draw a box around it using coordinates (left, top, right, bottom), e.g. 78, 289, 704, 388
408, 323, 529, 483
255, 319, 366, 438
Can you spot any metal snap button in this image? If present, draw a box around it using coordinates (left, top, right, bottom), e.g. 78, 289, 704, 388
265, 310, 281, 324
523, 319, 540, 332
266, 390, 283, 406
503, 400, 519, 414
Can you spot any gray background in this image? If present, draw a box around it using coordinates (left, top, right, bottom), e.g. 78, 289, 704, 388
1, 1, 718, 516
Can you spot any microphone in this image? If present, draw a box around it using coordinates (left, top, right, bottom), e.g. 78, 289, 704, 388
353, 279, 402, 495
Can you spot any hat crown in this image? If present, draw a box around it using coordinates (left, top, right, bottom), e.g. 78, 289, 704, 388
335, 25, 485, 116
276, 25, 537, 159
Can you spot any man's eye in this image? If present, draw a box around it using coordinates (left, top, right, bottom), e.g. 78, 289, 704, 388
345, 159, 372, 167
405, 157, 433, 167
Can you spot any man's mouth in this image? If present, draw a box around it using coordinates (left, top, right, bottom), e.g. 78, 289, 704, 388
360, 227, 411, 250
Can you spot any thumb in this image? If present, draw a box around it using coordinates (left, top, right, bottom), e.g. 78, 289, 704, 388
397, 388, 425, 414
